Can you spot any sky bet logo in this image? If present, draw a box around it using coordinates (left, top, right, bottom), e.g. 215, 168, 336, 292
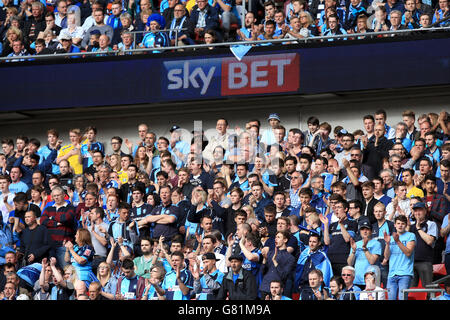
163, 53, 299, 100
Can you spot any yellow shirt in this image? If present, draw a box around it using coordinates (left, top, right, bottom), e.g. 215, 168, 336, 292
118, 169, 128, 184
58, 144, 83, 175
185, 0, 196, 13
407, 186, 424, 199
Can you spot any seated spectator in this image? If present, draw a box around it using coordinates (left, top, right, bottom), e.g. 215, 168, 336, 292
6, 39, 28, 61
59, 12, 85, 47
299, 269, 329, 300
107, 0, 125, 30
187, 0, 221, 43
321, 13, 347, 40
139, 13, 170, 51
81, 9, 114, 50
168, 3, 192, 46
236, 12, 256, 41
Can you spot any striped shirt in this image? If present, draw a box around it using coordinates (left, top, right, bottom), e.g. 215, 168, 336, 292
40, 203, 76, 247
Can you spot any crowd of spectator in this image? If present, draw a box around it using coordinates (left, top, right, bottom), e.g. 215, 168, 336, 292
0, 108, 448, 301
1, 0, 450, 59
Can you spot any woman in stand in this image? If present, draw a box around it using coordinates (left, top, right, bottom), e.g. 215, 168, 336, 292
96, 261, 117, 300
141, 264, 166, 300
64, 228, 98, 290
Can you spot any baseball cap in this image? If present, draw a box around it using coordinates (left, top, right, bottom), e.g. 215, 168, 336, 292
337, 129, 348, 136
202, 252, 219, 261
267, 113, 280, 122
412, 202, 426, 209
228, 254, 243, 262
59, 32, 72, 41
170, 125, 181, 133
359, 220, 372, 230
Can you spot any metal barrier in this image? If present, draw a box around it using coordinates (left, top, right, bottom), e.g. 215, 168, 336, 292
402, 288, 445, 300
338, 289, 388, 300
1, 26, 450, 62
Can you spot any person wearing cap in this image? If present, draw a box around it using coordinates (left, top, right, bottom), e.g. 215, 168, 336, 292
139, 13, 170, 51
260, 113, 283, 147
384, 214, 416, 300
215, 253, 257, 300
347, 219, 381, 289
408, 201, 438, 296
190, 251, 224, 300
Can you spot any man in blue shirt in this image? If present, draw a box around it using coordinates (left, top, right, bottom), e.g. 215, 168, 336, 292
160, 251, 193, 300
192, 252, 224, 300
384, 214, 416, 300
347, 221, 381, 288
115, 258, 146, 300
8, 167, 29, 194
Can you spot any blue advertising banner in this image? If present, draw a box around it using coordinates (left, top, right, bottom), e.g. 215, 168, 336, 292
1, 34, 450, 112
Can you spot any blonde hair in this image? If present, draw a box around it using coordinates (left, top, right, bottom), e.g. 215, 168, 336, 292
241, 204, 256, 220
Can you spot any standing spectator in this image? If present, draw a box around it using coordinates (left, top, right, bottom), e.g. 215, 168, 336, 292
81, 9, 114, 49
87, 206, 109, 274
159, 250, 193, 300
55, 0, 69, 29
107, 202, 139, 256
409, 202, 438, 295
63, 228, 98, 289
18, 210, 50, 267
384, 215, 416, 300
347, 221, 381, 289
56, 128, 83, 175
322, 198, 358, 276
115, 258, 146, 300
141, 264, 166, 300
295, 233, 333, 290
191, 252, 224, 300
96, 261, 117, 300
216, 254, 257, 300
371, 202, 395, 288
133, 237, 155, 279
386, 181, 411, 221
40, 186, 77, 269
260, 230, 296, 299
0, 175, 15, 225
138, 186, 180, 241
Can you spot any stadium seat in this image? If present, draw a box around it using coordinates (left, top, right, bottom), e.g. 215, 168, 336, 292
433, 264, 446, 277
407, 279, 427, 300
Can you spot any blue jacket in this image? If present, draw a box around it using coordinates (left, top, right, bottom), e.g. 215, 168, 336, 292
13, 149, 57, 187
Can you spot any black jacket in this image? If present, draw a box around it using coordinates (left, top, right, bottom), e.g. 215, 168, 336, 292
215, 268, 257, 300
18, 224, 51, 264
